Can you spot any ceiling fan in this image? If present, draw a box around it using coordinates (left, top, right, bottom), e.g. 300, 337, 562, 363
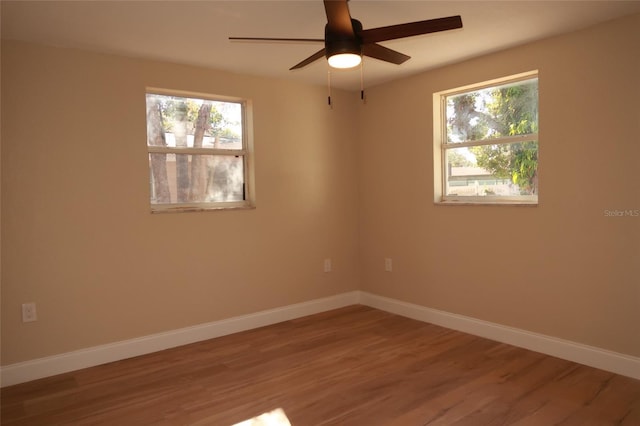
229, 0, 463, 71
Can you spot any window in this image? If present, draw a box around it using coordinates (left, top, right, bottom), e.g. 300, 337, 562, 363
434, 71, 538, 204
145, 90, 253, 212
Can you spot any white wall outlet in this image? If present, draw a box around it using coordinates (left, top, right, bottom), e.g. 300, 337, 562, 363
22, 302, 38, 322
385, 258, 393, 272
324, 258, 332, 273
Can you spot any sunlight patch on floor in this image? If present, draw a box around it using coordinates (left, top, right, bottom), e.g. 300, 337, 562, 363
232, 408, 292, 426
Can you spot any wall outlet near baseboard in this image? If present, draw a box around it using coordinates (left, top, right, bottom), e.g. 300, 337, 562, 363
324, 258, 332, 273
22, 303, 37, 322
385, 258, 393, 272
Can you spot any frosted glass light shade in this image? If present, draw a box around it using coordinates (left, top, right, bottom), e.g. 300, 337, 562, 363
328, 53, 361, 69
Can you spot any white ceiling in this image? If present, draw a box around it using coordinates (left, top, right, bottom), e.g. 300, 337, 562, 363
3, 1, 640, 91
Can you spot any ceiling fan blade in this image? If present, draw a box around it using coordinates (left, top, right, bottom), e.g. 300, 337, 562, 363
290, 48, 327, 70
360, 15, 462, 44
362, 43, 410, 65
229, 37, 323, 43
323, 0, 354, 37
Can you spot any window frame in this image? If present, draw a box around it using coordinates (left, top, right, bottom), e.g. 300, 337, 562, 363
145, 88, 254, 213
433, 71, 539, 205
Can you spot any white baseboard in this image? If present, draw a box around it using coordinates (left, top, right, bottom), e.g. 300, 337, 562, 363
3, 290, 638, 387
0, 291, 360, 387
358, 292, 640, 380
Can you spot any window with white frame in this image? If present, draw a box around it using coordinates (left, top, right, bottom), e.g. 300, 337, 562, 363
434, 72, 539, 204
145, 90, 252, 212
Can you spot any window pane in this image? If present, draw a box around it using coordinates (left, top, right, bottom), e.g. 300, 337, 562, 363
149, 154, 244, 204
446, 78, 538, 143
445, 142, 538, 196
146, 93, 243, 150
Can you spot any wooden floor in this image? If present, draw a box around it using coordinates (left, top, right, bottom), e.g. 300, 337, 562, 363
2, 306, 639, 425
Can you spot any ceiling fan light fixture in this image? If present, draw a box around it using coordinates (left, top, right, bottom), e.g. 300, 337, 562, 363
325, 35, 362, 69
328, 52, 361, 69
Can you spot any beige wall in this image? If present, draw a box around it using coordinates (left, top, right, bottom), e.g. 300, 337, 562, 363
2, 13, 639, 367
1, 41, 360, 364
358, 13, 640, 357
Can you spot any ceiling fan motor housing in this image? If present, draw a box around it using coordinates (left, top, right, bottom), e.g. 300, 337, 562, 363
325, 18, 363, 59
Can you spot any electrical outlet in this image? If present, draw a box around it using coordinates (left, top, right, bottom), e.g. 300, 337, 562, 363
385, 258, 393, 272
22, 302, 37, 322
324, 258, 332, 273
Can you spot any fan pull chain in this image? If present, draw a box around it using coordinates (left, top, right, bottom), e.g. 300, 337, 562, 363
360, 56, 365, 103
327, 70, 332, 108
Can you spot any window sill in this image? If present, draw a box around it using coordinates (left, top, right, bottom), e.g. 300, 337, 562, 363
436, 200, 537, 207
151, 204, 255, 214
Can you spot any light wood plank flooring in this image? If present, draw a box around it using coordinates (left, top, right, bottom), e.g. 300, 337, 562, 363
2, 305, 639, 425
